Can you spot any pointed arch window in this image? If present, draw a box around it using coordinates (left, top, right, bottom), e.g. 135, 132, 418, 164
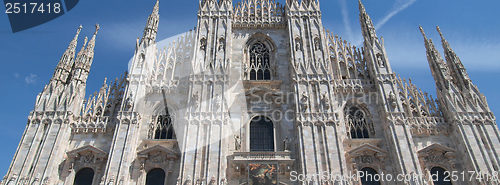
360, 167, 381, 185
74, 168, 94, 185
247, 41, 272, 80
430, 167, 452, 185
345, 106, 373, 139
250, 116, 274, 151
146, 168, 166, 185
149, 108, 175, 140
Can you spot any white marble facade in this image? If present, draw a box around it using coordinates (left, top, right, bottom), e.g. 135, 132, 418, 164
3, 0, 500, 185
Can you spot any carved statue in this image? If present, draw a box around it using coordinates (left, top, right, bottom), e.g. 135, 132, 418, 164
214, 94, 222, 111
295, 38, 302, 51
7, 174, 17, 185
200, 38, 207, 51
314, 37, 321, 51
283, 137, 290, 151
388, 91, 397, 108
300, 92, 309, 110
321, 92, 330, 110
218, 38, 225, 51
210, 176, 216, 185
185, 175, 192, 185
192, 91, 199, 110
234, 135, 241, 150
42, 177, 50, 185
377, 54, 385, 67
125, 93, 134, 111
100, 176, 105, 185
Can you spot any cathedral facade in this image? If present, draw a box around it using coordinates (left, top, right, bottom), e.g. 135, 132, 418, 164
3, 0, 500, 184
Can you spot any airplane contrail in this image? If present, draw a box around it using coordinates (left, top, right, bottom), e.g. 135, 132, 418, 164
375, 0, 417, 29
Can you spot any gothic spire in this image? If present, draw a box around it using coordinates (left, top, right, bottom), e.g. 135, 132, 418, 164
358, 0, 378, 43
51, 25, 82, 83
71, 24, 99, 83
436, 26, 471, 91
85, 24, 100, 60
419, 26, 452, 91
66, 25, 82, 57
77, 37, 88, 57
141, 0, 160, 46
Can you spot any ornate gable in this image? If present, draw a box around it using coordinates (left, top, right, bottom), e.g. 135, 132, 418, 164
67, 145, 108, 164
136, 145, 180, 171
417, 143, 460, 172
418, 143, 455, 154
137, 145, 179, 160
418, 144, 456, 167
347, 144, 387, 168
348, 144, 386, 158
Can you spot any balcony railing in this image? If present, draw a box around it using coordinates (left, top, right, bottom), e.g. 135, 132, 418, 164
232, 151, 293, 163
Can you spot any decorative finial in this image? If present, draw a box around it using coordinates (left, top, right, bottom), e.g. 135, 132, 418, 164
419, 26, 427, 40
94, 24, 100, 35
153, 0, 159, 12
436, 26, 445, 41
83, 37, 88, 46
358, 0, 366, 13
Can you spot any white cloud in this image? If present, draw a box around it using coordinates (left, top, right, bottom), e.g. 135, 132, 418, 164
384, 32, 500, 71
348, 0, 417, 46
338, 0, 354, 41
13, 73, 20, 78
375, 0, 417, 30
24, 74, 38, 85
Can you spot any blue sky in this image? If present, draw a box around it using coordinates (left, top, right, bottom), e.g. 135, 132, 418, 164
0, 0, 499, 176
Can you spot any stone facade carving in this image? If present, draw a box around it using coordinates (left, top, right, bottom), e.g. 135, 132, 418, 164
3, 0, 500, 185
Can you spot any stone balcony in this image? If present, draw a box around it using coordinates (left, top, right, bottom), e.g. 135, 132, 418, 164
229, 151, 295, 177
407, 116, 449, 136
231, 151, 294, 164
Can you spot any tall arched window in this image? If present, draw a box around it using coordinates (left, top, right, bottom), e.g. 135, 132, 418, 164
248, 41, 271, 80
345, 106, 373, 139
430, 167, 452, 185
74, 168, 94, 185
146, 168, 166, 185
360, 167, 381, 185
149, 108, 175, 140
250, 116, 274, 151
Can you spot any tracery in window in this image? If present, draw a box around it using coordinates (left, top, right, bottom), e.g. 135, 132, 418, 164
247, 41, 272, 80
345, 106, 373, 139
149, 108, 175, 140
